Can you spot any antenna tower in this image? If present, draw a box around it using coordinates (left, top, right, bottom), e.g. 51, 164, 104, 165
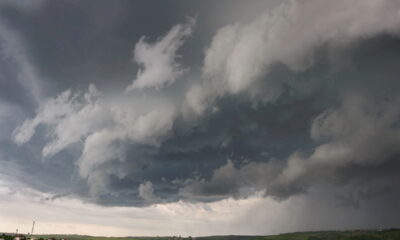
31, 221, 35, 235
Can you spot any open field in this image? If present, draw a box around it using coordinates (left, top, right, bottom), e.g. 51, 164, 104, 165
3, 229, 397, 240
254, 229, 400, 240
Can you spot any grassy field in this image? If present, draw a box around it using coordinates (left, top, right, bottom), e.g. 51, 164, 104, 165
253, 229, 400, 240
5, 229, 400, 240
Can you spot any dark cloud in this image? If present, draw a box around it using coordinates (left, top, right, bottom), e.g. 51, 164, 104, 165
1, 0, 400, 231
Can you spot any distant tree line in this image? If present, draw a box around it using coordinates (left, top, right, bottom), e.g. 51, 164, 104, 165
1, 233, 13, 240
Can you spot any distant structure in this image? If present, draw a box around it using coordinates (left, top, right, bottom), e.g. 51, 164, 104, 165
31, 221, 35, 235
13, 234, 26, 240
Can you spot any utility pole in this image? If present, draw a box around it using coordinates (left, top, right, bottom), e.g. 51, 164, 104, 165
31, 221, 35, 235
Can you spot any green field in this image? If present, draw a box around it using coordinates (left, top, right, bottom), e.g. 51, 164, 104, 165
254, 229, 400, 240
3, 229, 400, 240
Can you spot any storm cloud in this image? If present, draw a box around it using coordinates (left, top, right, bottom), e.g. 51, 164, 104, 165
2, 0, 400, 234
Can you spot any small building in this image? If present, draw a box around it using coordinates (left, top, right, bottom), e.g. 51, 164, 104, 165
13, 234, 26, 240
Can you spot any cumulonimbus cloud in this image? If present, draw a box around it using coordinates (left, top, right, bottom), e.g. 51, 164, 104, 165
11, 0, 400, 207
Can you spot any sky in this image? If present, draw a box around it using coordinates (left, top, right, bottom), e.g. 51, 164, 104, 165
1, 0, 400, 236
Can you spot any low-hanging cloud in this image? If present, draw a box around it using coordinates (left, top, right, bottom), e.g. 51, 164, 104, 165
8, 0, 400, 212
182, 95, 400, 201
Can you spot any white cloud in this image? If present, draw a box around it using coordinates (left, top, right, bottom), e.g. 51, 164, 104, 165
185, 0, 400, 116
275, 94, 400, 191
126, 18, 195, 92
12, 90, 78, 145
138, 181, 160, 203
13, 84, 176, 196
41, 85, 114, 157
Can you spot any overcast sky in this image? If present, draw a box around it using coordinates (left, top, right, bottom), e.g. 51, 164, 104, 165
1, 0, 400, 236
